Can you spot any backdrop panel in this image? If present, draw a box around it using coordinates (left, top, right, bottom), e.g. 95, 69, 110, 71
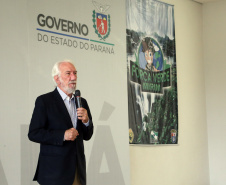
0, 0, 130, 184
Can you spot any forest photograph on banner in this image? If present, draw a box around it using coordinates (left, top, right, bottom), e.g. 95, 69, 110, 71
127, 0, 178, 145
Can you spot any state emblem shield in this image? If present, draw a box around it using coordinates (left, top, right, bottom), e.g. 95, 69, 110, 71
171, 129, 177, 144
96, 13, 107, 35
92, 10, 111, 40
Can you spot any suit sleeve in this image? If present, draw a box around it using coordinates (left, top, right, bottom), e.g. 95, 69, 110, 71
81, 98, 94, 141
28, 96, 65, 145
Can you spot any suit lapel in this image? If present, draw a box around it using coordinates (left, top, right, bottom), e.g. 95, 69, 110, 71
52, 88, 73, 128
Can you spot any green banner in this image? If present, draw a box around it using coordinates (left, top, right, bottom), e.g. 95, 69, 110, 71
127, 0, 178, 145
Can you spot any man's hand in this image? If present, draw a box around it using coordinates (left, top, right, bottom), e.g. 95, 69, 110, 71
64, 128, 79, 141
77, 108, 89, 123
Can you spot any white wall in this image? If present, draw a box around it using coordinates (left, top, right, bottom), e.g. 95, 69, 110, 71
0, 0, 29, 184
203, 1, 226, 185
130, 1, 210, 185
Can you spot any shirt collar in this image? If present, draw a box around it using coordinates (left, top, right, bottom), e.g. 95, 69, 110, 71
57, 87, 74, 101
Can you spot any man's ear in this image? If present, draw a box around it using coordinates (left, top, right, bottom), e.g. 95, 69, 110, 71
54, 75, 60, 85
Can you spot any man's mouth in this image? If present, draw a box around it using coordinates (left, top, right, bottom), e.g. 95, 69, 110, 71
69, 81, 76, 85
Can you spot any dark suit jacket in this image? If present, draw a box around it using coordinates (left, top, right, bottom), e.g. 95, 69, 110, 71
28, 88, 93, 185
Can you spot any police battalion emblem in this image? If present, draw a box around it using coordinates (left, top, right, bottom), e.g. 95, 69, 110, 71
150, 130, 158, 144
92, 1, 111, 40
129, 128, 134, 143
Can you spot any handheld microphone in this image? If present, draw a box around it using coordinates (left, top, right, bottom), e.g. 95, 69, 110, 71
75, 90, 82, 108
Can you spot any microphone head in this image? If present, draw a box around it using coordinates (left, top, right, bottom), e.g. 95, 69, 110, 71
75, 90, 81, 97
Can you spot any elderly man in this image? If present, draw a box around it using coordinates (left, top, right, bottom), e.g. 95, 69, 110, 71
28, 60, 94, 185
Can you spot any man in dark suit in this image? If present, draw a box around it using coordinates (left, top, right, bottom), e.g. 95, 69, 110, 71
28, 60, 94, 185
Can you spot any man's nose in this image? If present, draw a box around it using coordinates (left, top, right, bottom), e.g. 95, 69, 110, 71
70, 73, 77, 80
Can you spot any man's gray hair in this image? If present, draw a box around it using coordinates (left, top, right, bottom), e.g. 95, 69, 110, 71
51, 60, 75, 85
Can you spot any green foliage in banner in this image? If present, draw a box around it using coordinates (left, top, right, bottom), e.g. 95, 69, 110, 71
136, 66, 178, 144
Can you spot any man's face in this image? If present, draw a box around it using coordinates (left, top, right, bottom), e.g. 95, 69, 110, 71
144, 50, 154, 64
55, 62, 77, 95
